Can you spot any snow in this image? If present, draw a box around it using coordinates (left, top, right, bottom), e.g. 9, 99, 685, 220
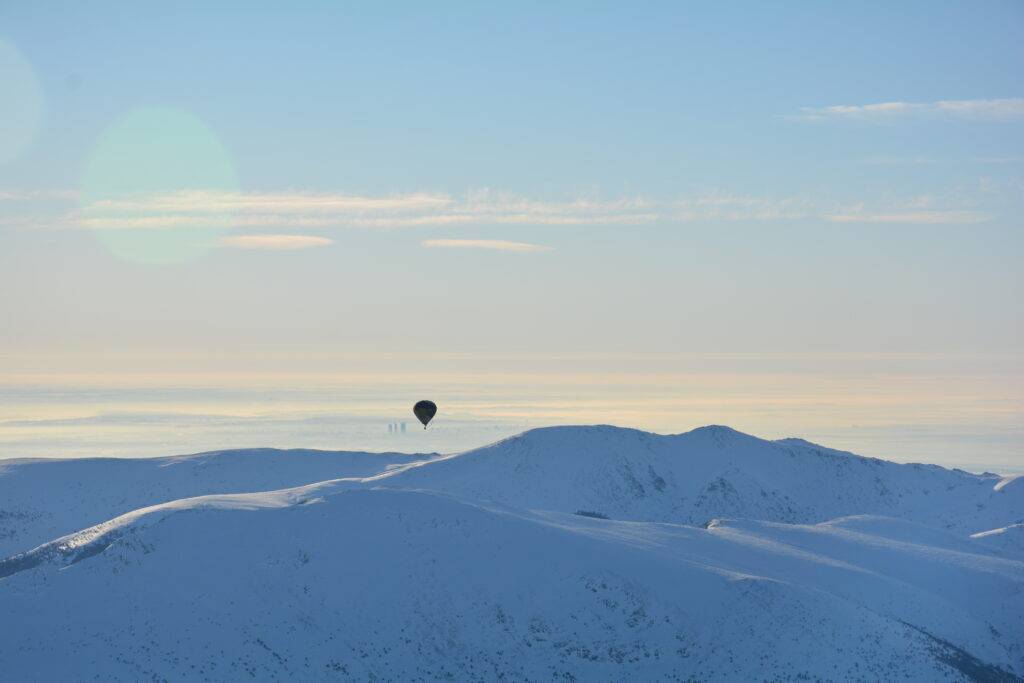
381, 425, 1022, 534
996, 475, 1022, 492
0, 425, 1021, 681
971, 524, 1024, 560
0, 447, 434, 557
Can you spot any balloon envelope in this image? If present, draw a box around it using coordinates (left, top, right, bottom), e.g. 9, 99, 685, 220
413, 400, 437, 428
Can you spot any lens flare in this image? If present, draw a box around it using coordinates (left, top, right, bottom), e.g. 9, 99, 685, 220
81, 107, 239, 264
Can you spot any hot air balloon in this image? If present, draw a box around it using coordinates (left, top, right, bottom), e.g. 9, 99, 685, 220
413, 400, 437, 429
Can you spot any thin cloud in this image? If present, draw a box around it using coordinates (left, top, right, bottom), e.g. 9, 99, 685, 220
88, 190, 450, 214
825, 210, 990, 225
218, 234, 333, 250
422, 239, 553, 253
860, 156, 940, 166
973, 156, 1024, 165
671, 193, 813, 221
5, 188, 1001, 233
0, 189, 80, 201
70, 189, 661, 230
794, 98, 1024, 122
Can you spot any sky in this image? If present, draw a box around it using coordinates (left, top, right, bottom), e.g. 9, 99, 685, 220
1, 2, 1022, 469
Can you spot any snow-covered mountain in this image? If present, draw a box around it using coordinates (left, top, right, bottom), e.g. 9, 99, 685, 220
1, 425, 1021, 681
0, 447, 433, 558
384, 425, 1022, 534
972, 523, 1024, 560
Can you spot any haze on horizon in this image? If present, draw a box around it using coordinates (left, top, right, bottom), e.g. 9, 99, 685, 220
1, 2, 1021, 471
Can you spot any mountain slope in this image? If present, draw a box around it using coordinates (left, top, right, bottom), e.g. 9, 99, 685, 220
381, 425, 1021, 535
1, 485, 1021, 682
0, 448, 432, 557
972, 524, 1024, 560
2, 424, 1021, 681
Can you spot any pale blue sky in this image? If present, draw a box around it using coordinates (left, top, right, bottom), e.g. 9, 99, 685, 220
0, 3, 1022, 468
2, 1, 1022, 357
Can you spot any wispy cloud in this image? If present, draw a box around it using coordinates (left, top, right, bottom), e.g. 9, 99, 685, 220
0, 189, 80, 201
860, 156, 940, 166
218, 234, 333, 250
671, 193, 812, 221
44, 189, 817, 231
794, 98, 1024, 122
973, 156, 1024, 165
825, 210, 990, 225
72, 190, 658, 230
421, 238, 553, 253
3, 188, 1001, 232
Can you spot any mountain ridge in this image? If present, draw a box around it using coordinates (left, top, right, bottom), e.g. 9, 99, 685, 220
2, 424, 1021, 681
1, 484, 1021, 681
376, 424, 1019, 534
2, 424, 1019, 560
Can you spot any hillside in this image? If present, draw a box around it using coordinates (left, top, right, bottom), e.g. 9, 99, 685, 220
1, 486, 1021, 681
0, 425, 1021, 681
382, 425, 1021, 535
0, 447, 432, 558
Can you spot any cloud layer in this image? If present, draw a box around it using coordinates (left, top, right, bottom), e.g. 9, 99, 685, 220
796, 98, 1024, 122
0, 188, 999, 233
421, 239, 552, 253
72, 190, 658, 231
53, 189, 822, 232
825, 210, 990, 225
218, 234, 333, 250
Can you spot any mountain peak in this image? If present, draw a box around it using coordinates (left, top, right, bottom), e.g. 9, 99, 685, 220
2, 425, 1022, 681
379, 424, 1022, 533
680, 424, 757, 442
